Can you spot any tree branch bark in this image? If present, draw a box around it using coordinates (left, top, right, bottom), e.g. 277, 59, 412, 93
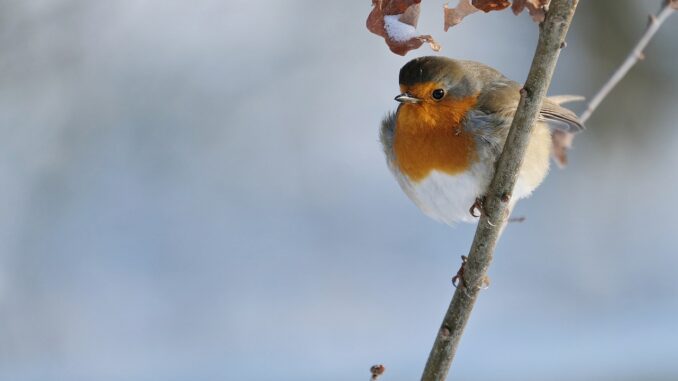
580, 1, 675, 124
420, 1, 579, 380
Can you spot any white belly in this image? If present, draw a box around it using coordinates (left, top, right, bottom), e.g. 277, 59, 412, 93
392, 162, 541, 225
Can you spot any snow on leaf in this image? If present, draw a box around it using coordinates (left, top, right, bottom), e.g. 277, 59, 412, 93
444, 0, 480, 31
472, 0, 511, 12
512, 0, 550, 23
367, 0, 441, 56
368, 0, 557, 55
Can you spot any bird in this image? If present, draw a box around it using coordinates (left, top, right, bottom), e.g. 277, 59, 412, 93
380, 56, 583, 225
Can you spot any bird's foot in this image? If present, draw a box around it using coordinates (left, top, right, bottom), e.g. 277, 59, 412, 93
452, 255, 468, 290
452, 255, 491, 294
469, 196, 486, 218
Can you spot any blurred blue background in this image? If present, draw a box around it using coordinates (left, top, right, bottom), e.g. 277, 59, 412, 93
1, 1, 677, 380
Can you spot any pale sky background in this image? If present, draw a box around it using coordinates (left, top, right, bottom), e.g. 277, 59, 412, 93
1, 1, 677, 380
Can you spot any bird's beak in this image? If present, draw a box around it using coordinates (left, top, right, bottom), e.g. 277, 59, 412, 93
394, 93, 421, 104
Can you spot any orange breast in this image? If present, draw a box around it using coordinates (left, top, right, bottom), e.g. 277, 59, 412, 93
393, 95, 478, 182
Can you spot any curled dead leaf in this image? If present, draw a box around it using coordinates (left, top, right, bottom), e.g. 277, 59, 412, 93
370, 364, 386, 380
551, 130, 574, 168
367, 0, 440, 56
472, 0, 511, 12
444, 0, 480, 31
512, 0, 550, 23
368, 0, 556, 55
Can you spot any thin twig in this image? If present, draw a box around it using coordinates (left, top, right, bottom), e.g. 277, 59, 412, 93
580, 1, 676, 123
419, 1, 579, 380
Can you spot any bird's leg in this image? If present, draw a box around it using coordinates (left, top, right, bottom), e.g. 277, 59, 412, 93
469, 196, 486, 218
452, 255, 491, 293
452, 255, 469, 290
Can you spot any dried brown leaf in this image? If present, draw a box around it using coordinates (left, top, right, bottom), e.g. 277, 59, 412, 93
511, 0, 526, 14
472, 0, 511, 12
551, 130, 574, 168
444, 0, 480, 31
512, 0, 549, 22
370, 364, 386, 380
399, 2, 420, 25
369, 0, 558, 53
367, 0, 440, 56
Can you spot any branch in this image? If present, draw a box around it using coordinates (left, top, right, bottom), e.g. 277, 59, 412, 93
580, 1, 676, 123
420, 1, 579, 380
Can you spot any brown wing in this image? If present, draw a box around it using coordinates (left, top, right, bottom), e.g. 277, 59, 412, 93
541, 96, 585, 167
475, 79, 584, 133
539, 98, 584, 133
476, 80, 584, 167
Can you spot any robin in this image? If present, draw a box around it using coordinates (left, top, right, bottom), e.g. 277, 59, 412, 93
380, 56, 583, 225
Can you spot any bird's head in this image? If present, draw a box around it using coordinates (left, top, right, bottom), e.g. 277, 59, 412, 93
395, 56, 485, 127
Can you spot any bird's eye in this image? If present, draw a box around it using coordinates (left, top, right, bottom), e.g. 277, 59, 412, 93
431, 89, 445, 100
